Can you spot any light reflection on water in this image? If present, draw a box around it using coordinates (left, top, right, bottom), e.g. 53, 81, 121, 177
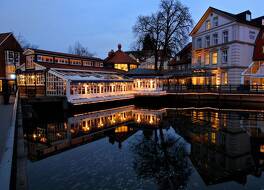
24, 105, 264, 190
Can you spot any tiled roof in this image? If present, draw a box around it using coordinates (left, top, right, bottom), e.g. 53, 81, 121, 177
0, 32, 12, 46
105, 45, 139, 65
29, 48, 103, 61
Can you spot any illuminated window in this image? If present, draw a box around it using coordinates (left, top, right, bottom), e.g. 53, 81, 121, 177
212, 52, 218, 64
6, 65, 16, 74
205, 52, 210, 65
213, 17, 218, 27
222, 50, 228, 63
130, 64, 137, 70
0, 80, 2, 92
70, 59, 81, 65
114, 64, 128, 71
262, 46, 264, 54
206, 20, 211, 30
197, 55, 201, 65
213, 33, 218, 45
221, 72, 228, 85
83, 61, 92, 66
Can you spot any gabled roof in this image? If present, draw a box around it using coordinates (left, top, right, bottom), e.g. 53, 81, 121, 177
27, 48, 103, 61
0, 32, 12, 46
190, 7, 262, 35
105, 45, 139, 65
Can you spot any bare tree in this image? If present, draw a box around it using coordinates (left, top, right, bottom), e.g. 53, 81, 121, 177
68, 41, 95, 57
159, 0, 193, 70
133, 13, 163, 70
16, 34, 38, 49
133, 0, 193, 70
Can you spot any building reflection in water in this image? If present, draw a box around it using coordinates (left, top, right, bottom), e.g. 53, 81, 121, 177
24, 106, 264, 188
25, 105, 166, 160
173, 109, 264, 185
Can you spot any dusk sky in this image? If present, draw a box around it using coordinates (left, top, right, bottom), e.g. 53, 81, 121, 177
0, 0, 263, 58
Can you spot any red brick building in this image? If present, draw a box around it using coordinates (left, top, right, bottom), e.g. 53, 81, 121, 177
0, 32, 23, 94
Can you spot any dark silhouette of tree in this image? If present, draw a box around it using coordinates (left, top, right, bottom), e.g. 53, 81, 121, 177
130, 128, 192, 190
142, 34, 156, 51
16, 34, 38, 49
133, 0, 193, 70
68, 41, 95, 57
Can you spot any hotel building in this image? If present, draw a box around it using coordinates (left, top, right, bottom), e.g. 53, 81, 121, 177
17, 48, 135, 104
191, 7, 263, 85
0, 32, 23, 94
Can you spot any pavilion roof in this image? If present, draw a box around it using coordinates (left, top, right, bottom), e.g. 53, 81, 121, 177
50, 68, 133, 83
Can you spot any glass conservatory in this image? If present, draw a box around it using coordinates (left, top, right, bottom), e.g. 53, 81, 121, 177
242, 61, 264, 91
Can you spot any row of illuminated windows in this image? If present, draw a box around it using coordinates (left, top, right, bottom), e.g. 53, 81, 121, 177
17, 74, 45, 86
5, 51, 20, 65
196, 50, 228, 65
70, 83, 133, 95
196, 31, 229, 49
36, 55, 103, 67
114, 64, 138, 71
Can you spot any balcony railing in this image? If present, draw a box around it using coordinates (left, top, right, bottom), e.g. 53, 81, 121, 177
164, 84, 264, 94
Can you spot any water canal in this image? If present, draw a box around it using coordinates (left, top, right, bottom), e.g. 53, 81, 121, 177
23, 103, 264, 190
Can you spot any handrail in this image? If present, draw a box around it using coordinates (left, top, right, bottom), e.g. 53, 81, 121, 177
164, 84, 264, 94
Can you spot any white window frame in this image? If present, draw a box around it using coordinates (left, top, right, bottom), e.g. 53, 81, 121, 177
213, 33, 218, 45
213, 17, 218, 27
222, 50, 228, 64
205, 36, 210, 48
223, 31, 229, 43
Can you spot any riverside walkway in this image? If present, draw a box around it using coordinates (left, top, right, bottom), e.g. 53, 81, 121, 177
0, 95, 18, 190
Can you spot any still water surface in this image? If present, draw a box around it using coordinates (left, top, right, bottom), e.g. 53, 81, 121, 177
24, 105, 264, 190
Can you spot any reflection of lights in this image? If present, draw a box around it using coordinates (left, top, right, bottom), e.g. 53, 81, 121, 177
56, 133, 61, 137
82, 126, 90, 132
40, 137, 47, 143
33, 134, 37, 139
260, 145, 264, 153
115, 126, 128, 133
70, 129, 75, 133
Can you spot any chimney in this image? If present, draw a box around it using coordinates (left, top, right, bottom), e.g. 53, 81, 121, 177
118, 44, 122, 51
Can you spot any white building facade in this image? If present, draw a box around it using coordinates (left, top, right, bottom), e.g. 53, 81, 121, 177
191, 7, 261, 85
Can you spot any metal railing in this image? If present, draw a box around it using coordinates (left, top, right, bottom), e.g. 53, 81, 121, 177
164, 84, 264, 94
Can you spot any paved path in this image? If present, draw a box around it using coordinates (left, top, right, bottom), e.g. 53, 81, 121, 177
0, 104, 13, 164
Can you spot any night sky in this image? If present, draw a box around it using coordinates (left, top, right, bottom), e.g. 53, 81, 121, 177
0, 0, 263, 58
